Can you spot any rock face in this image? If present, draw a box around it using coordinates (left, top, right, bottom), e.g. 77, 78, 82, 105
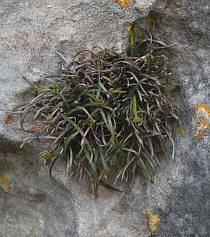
0, 0, 209, 236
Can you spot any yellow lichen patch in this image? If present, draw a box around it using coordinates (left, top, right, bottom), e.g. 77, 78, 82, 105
192, 103, 210, 139
146, 15, 154, 28
195, 104, 210, 116
135, 30, 144, 37
126, 25, 144, 37
0, 171, 9, 193
26, 231, 34, 237
126, 25, 132, 35
116, 0, 130, 7
199, 119, 209, 128
143, 209, 160, 236
177, 123, 184, 133
196, 127, 204, 139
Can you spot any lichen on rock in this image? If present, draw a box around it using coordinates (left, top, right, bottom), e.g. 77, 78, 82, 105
192, 104, 210, 139
143, 209, 160, 236
116, 0, 130, 7
0, 171, 9, 193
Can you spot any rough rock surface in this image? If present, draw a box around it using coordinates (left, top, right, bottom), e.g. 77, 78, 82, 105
0, 0, 209, 236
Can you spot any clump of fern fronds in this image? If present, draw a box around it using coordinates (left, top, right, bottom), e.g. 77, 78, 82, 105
9, 27, 180, 197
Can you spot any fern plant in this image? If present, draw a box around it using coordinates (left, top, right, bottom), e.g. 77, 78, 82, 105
8, 23, 180, 198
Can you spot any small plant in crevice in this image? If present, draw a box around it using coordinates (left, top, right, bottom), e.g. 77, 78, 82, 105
8, 22, 181, 198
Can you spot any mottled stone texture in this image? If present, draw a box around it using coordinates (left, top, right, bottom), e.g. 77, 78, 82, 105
0, 0, 209, 236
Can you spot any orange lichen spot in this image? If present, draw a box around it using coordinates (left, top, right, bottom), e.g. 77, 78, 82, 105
146, 15, 154, 28
195, 104, 210, 117
196, 127, 204, 139
116, 0, 130, 7
0, 171, 9, 193
26, 231, 34, 237
177, 123, 184, 133
192, 103, 210, 139
200, 119, 209, 128
126, 25, 132, 35
126, 25, 144, 37
135, 30, 144, 37
143, 209, 160, 236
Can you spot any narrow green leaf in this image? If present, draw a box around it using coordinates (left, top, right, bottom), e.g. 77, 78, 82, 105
12, 103, 27, 111
46, 114, 53, 121
33, 85, 51, 93
48, 145, 64, 178
60, 114, 89, 144
49, 152, 63, 178
86, 93, 102, 103
97, 145, 109, 174
147, 54, 154, 71
52, 102, 63, 112
162, 85, 181, 92
130, 22, 138, 56
107, 112, 118, 145
21, 105, 34, 121
100, 180, 122, 192
123, 148, 154, 184
132, 94, 142, 122
84, 146, 99, 185
138, 157, 154, 184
